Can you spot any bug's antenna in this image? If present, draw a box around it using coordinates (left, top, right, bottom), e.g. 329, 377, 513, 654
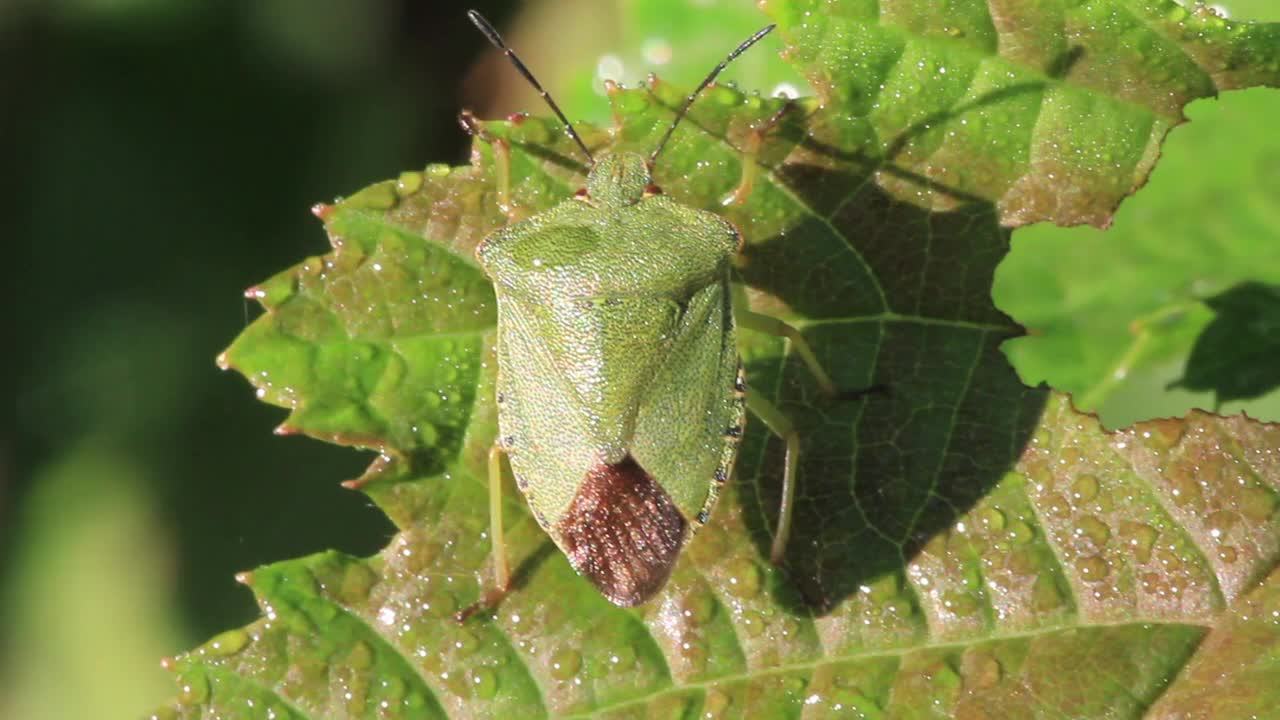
468, 10, 594, 165
649, 24, 776, 165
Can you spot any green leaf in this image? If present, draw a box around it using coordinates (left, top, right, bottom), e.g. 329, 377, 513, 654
996, 87, 1280, 427
493, 0, 810, 124
161, 1, 1280, 717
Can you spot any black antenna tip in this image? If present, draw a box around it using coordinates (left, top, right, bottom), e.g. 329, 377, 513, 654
648, 23, 781, 165
468, 10, 502, 46
465, 8, 595, 166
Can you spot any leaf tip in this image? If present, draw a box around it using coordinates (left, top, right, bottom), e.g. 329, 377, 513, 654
273, 423, 298, 436
214, 351, 231, 371
234, 571, 253, 586
310, 202, 334, 221
243, 285, 266, 301
159, 656, 178, 672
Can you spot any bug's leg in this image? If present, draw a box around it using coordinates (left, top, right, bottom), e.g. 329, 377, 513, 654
722, 100, 795, 207
459, 109, 514, 221
736, 309, 839, 398
745, 388, 801, 565
456, 443, 513, 623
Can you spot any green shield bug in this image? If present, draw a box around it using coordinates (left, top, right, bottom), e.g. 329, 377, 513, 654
461, 10, 878, 616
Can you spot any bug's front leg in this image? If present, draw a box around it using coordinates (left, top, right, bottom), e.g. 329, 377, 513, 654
722, 100, 795, 207
455, 442, 513, 622
459, 109, 514, 222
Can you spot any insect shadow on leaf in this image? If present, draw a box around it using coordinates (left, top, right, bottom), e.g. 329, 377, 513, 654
732, 98, 1050, 611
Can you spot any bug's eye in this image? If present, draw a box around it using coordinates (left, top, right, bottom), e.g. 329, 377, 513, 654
643, 184, 663, 197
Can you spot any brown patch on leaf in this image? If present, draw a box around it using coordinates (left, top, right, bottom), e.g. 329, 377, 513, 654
558, 455, 687, 606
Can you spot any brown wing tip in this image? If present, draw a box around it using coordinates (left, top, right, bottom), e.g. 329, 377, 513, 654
558, 455, 687, 606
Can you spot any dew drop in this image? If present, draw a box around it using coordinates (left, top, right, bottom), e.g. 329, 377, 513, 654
396, 171, 424, 196
978, 506, 1006, 532
423, 588, 457, 617
1139, 418, 1184, 450
453, 629, 479, 656
1075, 515, 1111, 548
1119, 521, 1158, 564
725, 559, 762, 597
549, 648, 582, 680
439, 668, 468, 697
682, 592, 717, 625
1206, 510, 1238, 538
1171, 474, 1205, 509
1094, 490, 1116, 513
177, 671, 210, 705
381, 676, 407, 701
1155, 546, 1186, 573
1079, 555, 1110, 582
204, 629, 250, 657
942, 591, 979, 616
469, 667, 498, 699
1044, 492, 1071, 518
741, 610, 766, 638
607, 644, 637, 672
1071, 474, 1100, 503
1218, 546, 1239, 564
1007, 521, 1035, 545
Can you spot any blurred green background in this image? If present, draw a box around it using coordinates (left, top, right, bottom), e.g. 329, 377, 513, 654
3, 0, 1278, 717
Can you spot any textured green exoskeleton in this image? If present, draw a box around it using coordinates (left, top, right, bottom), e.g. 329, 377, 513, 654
464, 11, 853, 612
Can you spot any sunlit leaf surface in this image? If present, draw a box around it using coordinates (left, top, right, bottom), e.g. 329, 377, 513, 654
159, 1, 1280, 717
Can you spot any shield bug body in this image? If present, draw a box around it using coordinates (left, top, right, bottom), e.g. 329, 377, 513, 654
463, 11, 871, 614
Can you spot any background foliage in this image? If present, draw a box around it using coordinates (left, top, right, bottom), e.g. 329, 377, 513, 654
3, 0, 1278, 718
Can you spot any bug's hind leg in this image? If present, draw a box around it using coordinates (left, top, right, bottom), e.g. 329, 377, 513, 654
745, 389, 801, 565
722, 99, 795, 207
459, 109, 514, 222
456, 443, 514, 623
747, 384, 883, 565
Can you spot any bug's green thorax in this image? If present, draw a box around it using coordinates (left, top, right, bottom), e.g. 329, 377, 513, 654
473, 147, 746, 589
586, 152, 651, 208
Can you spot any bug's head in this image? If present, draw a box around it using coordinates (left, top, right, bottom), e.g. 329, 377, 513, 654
469, 10, 776, 204
583, 152, 652, 208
